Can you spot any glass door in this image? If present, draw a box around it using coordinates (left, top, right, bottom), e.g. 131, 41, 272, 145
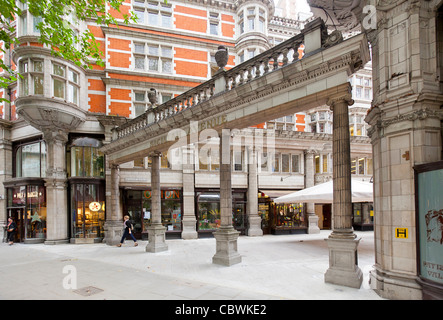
72, 184, 85, 238
233, 202, 246, 235
71, 182, 105, 240
8, 207, 25, 242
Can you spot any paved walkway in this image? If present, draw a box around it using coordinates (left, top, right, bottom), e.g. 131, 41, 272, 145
0, 230, 382, 300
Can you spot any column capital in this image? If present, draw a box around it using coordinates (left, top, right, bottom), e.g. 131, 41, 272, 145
327, 92, 354, 110
110, 162, 120, 170
304, 148, 319, 156
148, 151, 162, 158
42, 128, 69, 144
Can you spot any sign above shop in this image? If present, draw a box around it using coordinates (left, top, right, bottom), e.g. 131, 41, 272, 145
143, 190, 181, 200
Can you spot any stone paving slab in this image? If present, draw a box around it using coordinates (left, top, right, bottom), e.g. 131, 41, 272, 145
0, 230, 382, 300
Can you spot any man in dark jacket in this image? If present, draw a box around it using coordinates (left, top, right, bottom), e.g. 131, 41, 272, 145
6, 217, 17, 245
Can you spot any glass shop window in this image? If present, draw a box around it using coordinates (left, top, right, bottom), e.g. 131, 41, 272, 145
68, 137, 104, 178
15, 140, 47, 178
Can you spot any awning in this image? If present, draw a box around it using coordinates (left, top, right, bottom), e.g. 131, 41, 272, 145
273, 179, 373, 204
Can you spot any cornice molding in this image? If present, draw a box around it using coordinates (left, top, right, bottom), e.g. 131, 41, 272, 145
101, 25, 236, 50
366, 107, 443, 138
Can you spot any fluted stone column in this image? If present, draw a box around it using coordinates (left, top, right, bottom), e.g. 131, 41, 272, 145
212, 129, 241, 266
324, 89, 363, 288
305, 149, 320, 234
246, 146, 262, 236
104, 163, 123, 245
181, 147, 198, 239
44, 130, 69, 245
146, 151, 168, 252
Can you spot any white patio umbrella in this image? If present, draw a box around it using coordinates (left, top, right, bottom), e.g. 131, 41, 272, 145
274, 179, 373, 204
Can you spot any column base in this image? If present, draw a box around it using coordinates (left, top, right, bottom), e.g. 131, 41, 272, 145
369, 265, 423, 300
247, 215, 263, 237
181, 218, 198, 240
44, 239, 69, 245
307, 213, 320, 234
324, 234, 363, 289
103, 220, 124, 246
212, 226, 242, 266
145, 223, 168, 253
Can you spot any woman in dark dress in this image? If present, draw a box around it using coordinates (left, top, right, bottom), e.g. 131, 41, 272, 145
6, 217, 17, 245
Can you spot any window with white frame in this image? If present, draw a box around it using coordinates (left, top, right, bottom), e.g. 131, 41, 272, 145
353, 75, 372, 101
349, 113, 366, 136
247, 7, 255, 31
258, 9, 265, 32
272, 153, 280, 172
52, 64, 65, 99
281, 154, 290, 173
18, 2, 43, 37
132, 89, 173, 117
291, 155, 300, 173
271, 153, 302, 173
233, 150, 243, 172
351, 157, 372, 176
260, 152, 269, 172
351, 157, 372, 175
209, 12, 219, 36
50, 63, 79, 104
314, 153, 330, 174
198, 145, 219, 171
239, 52, 245, 63
238, 11, 244, 35
132, 0, 172, 28
133, 41, 173, 74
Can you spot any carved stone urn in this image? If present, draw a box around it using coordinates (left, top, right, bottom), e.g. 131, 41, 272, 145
148, 88, 158, 107
215, 46, 229, 69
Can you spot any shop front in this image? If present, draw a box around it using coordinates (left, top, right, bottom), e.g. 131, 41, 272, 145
69, 179, 105, 242
259, 190, 307, 235
5, 180, 47, 243
195, 189, 247, 236
123, 188, 183, 239
67, 136, 106, 243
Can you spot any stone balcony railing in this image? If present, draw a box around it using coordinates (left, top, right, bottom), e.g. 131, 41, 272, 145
113, 18, 329, 141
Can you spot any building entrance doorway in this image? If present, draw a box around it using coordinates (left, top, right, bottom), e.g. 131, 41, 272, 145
7, 207, 25, 243
322, 204, 332, 229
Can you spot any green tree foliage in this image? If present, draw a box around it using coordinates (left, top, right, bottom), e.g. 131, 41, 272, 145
0, 0, 136, 96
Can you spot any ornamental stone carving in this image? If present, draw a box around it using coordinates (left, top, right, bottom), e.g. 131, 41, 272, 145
307, 0, 364, 31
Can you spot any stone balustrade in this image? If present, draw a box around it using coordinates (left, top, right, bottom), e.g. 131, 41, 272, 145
113, 18, 327, 141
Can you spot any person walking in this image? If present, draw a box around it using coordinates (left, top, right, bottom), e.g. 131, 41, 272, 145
117, 215, 138, 247
6, 217, 17, 245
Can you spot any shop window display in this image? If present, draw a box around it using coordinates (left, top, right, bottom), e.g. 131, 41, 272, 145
197, 192, 220, 231
274, 203, 305, 229
196, 191, 247, 234
258, 190, 307, 234
124, 189, 182, 239
67, 137, 106, 241
26, 185, 47, 239
70, 183, 105, 240
6, 184, 47, 243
